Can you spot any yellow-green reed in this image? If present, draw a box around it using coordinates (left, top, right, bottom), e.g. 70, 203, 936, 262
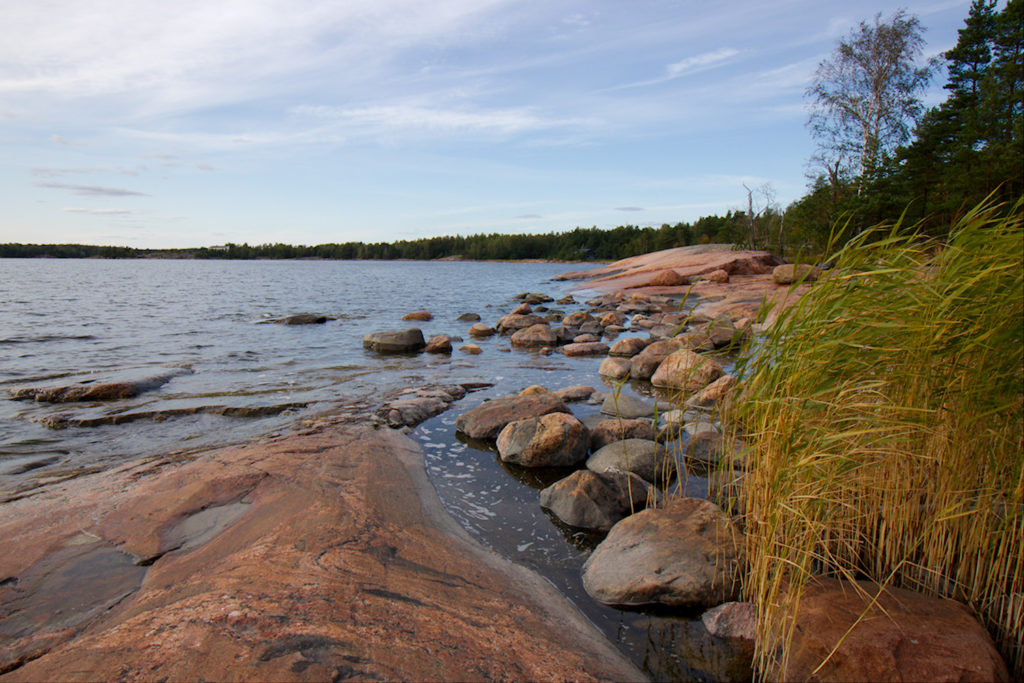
726, 198, 1023, 678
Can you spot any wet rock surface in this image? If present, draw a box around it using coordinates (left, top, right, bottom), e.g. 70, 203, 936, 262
586, 438, 674, 484
496, 413, 589, 467
10, 368, 190, 403
454, 390, 569, 440
0, 424, 642, 681
540, 469, 654, 532
362, 328, 426, 353
582, 498, 741, 609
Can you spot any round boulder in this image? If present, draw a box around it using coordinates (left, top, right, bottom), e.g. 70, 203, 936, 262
609, 337, 649, 358
586, 438, 674, 484
582, 498, 741, 608
468, 323, 496, 338
540, 469, 653, 531
772, 263, 821, 285
424, 335, 453, 354
651, 349, 724, 393
455, 391, 569, 440
598, 357, 631, 380
402, 310, 433, 321
589, 418, 658, 451
496, 413, 589, 467
362, 328, 426, 353
510, 324, 557, 348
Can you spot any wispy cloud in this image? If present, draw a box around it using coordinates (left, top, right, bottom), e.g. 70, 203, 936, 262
38, 182, 150, 197
615, 206, 644, 212
613, 48, 742, 90
62, 208, 143, 215
50, 134, 87, 147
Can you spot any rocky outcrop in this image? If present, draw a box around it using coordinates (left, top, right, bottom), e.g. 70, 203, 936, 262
779, 578, 1010, 682
0, 424, 642, 681
362, 328, 426, 353
651, 349, 724, 393
10, 368, 189, 403
772, 263, 821, 285
455, 390, 570, 440
582, 498, 741, 608
540, 470, 653, 531
586, 439, 674, 484
496, 413, 589, 467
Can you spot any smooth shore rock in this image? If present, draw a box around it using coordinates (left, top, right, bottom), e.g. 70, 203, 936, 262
779, 578, 1010, 682
540, 470, 653, 532
510, 324, 558, 348
467, 323, 496, 337
651, 349, 724, 393
673, 331, 716, 352
645, 269, 689, 287
700, 269, 730, 283
402, 310, 433, 321
586, 439, 674, 484
772, 263, 821, 285
703, 319, 744, 349
600, 393, 666, 420
424, 335, 453, 354
582, 498, 741, 608
589, 418, 658, 451
572, 333, 601, 343
685, 374, 737, 408
701, 602, 756, 643
563, 311, 595, 327
495, 313, 547, 333
455, 392, 570, 440
456, 312, 481, 322
554, 385, 596, 403
0, 425, 642, 682
609, 337, 650, 358
459, 344, 482, 354
496, 413, 588, 467
563, 342, 610, 357
629, 339, 684, 381
362, 328, 426, 353
598, 357, 632, 380
511, 302, 533, 315
599, 311, 626, 327
377, 385, 468, 428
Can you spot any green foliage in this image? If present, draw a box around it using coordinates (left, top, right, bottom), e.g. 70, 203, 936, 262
729, 198, 1023, 677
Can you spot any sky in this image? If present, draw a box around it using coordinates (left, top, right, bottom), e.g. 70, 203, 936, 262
0, 0, 976, 249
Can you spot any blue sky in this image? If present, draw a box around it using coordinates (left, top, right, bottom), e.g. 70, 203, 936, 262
1, 0, 975, 249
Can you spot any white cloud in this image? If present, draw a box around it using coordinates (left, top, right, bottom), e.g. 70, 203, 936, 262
62, 208, 142, 215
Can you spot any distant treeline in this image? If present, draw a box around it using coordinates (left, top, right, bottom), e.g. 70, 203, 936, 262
0, 213, 751, 262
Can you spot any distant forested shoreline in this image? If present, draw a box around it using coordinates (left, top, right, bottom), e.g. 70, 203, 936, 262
0, 214, 747, 262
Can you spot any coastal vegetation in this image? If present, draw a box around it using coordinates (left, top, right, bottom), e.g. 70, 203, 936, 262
727, 198, 1023, 676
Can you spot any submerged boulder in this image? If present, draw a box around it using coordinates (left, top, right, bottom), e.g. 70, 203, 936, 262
582, 498, 741, 608
540, 470, 653, 532
362, 329, 426, 354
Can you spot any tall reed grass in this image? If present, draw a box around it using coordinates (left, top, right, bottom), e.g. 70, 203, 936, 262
727, 199, 1023, 678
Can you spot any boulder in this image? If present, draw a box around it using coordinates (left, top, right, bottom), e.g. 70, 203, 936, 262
703, 319, 743, 349
600, 393, 665, 420
563, 311, 595, 327
496, 413, 589, 468
510, 324, 558, 348
563, 342, 610, 357
701, 602, 756, 643
424, 335, 453, 354
608, 337, 649, 358
780, 578, 1010, 682
599, 311, 626, 327
589, 419, 658, 451
468, 323, 496, 338
685, 375, 737, 408
644, 269, 689, 287
540, 470, 653, 532
275, 314, 331, 325
495, 313, 548, 333
582, 498, 741, 608
598, 357, 631, 380
459, 344, 482, 355
578, 321, 602, 335
511, 302, 533, 315
554, 386, 596, 403
362, 329, 426, 354
556, 295, 576, 305
402, 310, 433, 321
772, 263, 821, 285
586, 439, 674, 484
572, 333, 601, 344
700, 269, 730, 283
651, 349, 724, 393
522, 292, 553, 304
455, 391, 570, 440
456, 312, 481, 322
10, 369, 187, 403
629, 340, 684, 381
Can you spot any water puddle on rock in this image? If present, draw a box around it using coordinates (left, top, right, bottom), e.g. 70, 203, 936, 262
416, 398, 752, 682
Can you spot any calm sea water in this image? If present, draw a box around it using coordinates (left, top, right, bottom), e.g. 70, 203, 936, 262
0, 258, 747, 681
